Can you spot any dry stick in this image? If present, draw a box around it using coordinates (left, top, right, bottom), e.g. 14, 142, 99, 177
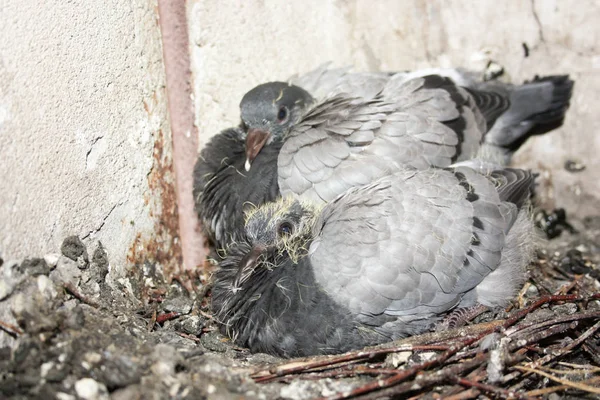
351, 352, 489, 400
442, 388, 481, 400
64, 282, 100, 308
156, 311, 180, 324
454, 377, 536, 400
255, 294, 598, 397
346, 321, 575, 400
437, 364, 487, 398
505, 309, 600, 337
501, 294, 581, 329
318, 339, 479, 400
0, 319, 23, 336
375, 325, 570, 400
539, 365, 600, 375
176, 331, 202, 343
447, 309, 600, 365
559, 361, 600, 369
514, 366, 600, 395
524, 375, 600, 397
275, 366, 400, 383
504, 315, 600, 389
147, 306, 157, 332
252, 344, 449, 382
524, 319, 600, 370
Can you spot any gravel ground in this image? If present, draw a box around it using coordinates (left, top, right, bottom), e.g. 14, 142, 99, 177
0, 210, 599, 400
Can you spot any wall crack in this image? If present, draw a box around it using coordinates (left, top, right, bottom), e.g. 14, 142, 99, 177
531, 0, 546, 44
82, 202, 121, 240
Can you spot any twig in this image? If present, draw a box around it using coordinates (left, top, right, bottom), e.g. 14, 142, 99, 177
0, 319, 23, 336
147, 307, 157, 332
64, 282, 100, 308
524, 319, 600, 370
252, 344, 449, 382
319, 340, 478, 400
156, 311, 180, 324
524, 375, 600, 397
539, 365, 600, 375
514, 366, 600, 395
176, 331, 202, 343
454, 377, 536, 400
442, 388, 481, 400
505, 310, 600, 337
502, 294, 580, 329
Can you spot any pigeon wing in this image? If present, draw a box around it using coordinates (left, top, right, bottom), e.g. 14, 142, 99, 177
308, 167, 526, 324
289, 63, 391, 100
278, 76, 483, 204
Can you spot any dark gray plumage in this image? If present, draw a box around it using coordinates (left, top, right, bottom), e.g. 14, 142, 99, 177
193, 128, 281, 248
212, 166, 536, 357
194, 65, 572, 249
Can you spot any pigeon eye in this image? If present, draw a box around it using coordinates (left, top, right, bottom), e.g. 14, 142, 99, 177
277, 106, 288, 123
277, 221, 294, 237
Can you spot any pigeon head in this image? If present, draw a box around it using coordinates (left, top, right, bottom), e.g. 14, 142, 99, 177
240, 82, 314, 171
231, 197, 319, 289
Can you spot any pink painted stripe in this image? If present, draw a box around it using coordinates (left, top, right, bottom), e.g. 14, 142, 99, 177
157, 0, 205, 271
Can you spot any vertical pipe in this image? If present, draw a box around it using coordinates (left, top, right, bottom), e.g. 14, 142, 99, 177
157, 0, 205, 271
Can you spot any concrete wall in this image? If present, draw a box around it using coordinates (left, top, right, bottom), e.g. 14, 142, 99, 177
0, 0, 598, 275
189, 0, 600, 219
0, 0, 175, 275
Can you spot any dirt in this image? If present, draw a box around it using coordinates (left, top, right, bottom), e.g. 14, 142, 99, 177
0, 211, 599, 400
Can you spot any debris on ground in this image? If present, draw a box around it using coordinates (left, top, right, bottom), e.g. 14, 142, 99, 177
0, 210, 599, 399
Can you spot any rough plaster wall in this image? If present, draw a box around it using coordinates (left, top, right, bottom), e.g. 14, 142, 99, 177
0, 0, 171, 274
189, 0, 599, 219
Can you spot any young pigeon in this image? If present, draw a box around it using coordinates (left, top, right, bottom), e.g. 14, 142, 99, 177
212, 165, 536, 357
194, 66, 572, 250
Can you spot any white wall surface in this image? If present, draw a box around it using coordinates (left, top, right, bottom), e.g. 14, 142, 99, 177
0, 0, 171, 273
189, 0, 600, 218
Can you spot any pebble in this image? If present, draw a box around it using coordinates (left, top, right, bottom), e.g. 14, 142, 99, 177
43, 253, 60, 269
74, 378, 109, 400
61, 236, 89, 269
162, 296, 193, 315
19, 258, 50, 276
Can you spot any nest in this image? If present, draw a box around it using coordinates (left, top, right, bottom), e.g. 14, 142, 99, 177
0, 211, 599, 399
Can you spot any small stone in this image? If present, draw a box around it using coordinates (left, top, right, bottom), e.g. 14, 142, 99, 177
19, 258, 50, 276
385, 351, 411, 368
162, 296, 193, 315
174, 315, 205, 335
0, 279, 15, 301
92, 242, 109, 272
96, 353, 142, 390
61, 236, 89, 269
36, 275, 58, 301
74, 378, 109, 400
40, 361, 54, 378
527, 284, 539, 296
61, 305, 85, 330
84, 352, 102, 364
43, 253, 60, 269
56, 394, 76, 400
200, 331, 229, 353
11, 292, 58, 333
50, 256, 82, 286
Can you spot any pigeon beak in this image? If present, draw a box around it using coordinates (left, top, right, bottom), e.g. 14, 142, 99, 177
244, 128, 271, 172
233, 245, 265, 288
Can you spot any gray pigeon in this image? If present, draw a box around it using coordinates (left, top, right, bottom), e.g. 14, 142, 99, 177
194, 65, 572, 249
212, 165, 536, 357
